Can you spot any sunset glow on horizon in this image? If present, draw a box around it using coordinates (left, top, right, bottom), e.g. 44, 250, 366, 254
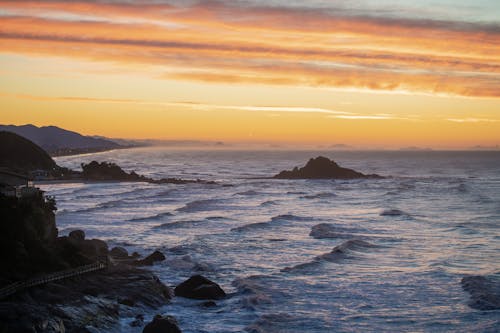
1, 0, 499, 149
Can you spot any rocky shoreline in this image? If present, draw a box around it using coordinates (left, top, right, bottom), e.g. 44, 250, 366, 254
0, 263, 172, 332
0, 233, 227, 332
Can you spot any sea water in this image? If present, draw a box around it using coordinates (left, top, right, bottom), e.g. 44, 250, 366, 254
40, 148, 500, 332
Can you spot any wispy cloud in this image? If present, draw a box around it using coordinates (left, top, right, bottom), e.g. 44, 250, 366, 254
447, 118, 499, 123
4, 92, 351, 115
0, 1, 499, 97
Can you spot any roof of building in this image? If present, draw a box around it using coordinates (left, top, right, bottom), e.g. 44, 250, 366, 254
0, 169, 32, 181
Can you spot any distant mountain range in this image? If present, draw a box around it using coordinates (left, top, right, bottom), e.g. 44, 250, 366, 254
0, 124, 143, 156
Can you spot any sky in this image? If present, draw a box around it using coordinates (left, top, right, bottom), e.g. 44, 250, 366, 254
0, 0, 499, 149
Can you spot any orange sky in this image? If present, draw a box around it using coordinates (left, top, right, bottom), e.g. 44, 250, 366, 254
0, 0, 499, 149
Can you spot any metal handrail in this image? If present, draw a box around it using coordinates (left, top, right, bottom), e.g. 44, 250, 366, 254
0, 258, 107, 299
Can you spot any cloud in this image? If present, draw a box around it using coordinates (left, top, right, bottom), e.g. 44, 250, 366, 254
0, 1, 499, 97
4, 92, 351, 115
447, 118, 499, 123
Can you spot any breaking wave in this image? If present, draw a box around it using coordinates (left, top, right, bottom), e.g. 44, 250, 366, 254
300, 192, 337, 199
282, 239, 378, 272
128, 211, 173, 222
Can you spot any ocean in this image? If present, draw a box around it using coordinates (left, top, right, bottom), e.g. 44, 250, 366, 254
40, 148, 500, 332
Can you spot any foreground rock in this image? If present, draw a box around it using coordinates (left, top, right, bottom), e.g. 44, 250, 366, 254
175, 275, 226, 300
0, 264, 172, 332
274, 156, 382, 179
143, 314, 182, 333
461, 275, 500, 310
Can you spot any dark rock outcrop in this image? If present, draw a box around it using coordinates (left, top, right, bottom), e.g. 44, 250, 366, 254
81, 160, 216, 185
174, 275, 226, 300
274, 156, 382, 179
134, 250, 166, 266
461, 275, 500, 310
0, 264, 172, 332
110, 246, 129, 259
68, 229, 85, 241
143, 314, 182, 333
0, 192, 61, 284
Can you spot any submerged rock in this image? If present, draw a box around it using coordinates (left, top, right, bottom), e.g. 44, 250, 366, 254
174, 275, 226, 300
274, 156, 382, 179
143, 314, 181, 333
461, 275, 500, 310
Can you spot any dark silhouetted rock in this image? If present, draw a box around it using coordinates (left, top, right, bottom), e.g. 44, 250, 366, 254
174, 275, 226, 300
110, 246, 129, 259
0, 131, 57, 172
461, 275, 500, 310
134, 250, 166, 266
274, 156, 382, 179
143, 315, 181, 333
69, 229, 85, 242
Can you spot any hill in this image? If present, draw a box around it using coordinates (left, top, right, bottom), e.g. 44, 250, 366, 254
0, 124, 121, 155
0, 131, 57, 172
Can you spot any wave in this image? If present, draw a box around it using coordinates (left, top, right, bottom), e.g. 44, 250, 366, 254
176, 198, 221, 213
245, 313, 310, 333
128, 211, 173, 222
75, 187, 150, 199
380, 209, 411, 217
153, 219, 205, 229
270, 214, 309, 222
231, 221, 270, 232
259, 200, 278, 207
300, 192, 337, 200
71, 199, 127, 213
309, 223, 361, 239
232, 214, 308, 232
235, 190, 260, 196
286, 191, 306, 195
282, 239, 378, 272
233, 275, 277, 310
165, 255, 213, 272
206, 216, 227, 221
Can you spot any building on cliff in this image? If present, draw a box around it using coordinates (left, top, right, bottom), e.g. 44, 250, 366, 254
0, 169, 38, 198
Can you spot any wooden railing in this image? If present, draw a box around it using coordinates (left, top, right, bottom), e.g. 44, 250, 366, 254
0, 257, 107, 300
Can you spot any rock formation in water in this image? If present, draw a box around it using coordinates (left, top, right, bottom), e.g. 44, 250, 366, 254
274, 156, 382, 179
81, 160, 215, 184
175, 275, 226, 300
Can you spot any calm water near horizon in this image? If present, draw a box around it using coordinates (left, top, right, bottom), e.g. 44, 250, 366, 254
40, 148, 500, 332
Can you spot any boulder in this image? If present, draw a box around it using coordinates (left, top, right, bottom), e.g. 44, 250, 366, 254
79, 239, 109, 259
174, 275, 226, 300
274, 156, 382, 179
143, 315, 181, 333
134, 251, 166, 266
110, 246, 129, 259
68, 229, 85, 242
